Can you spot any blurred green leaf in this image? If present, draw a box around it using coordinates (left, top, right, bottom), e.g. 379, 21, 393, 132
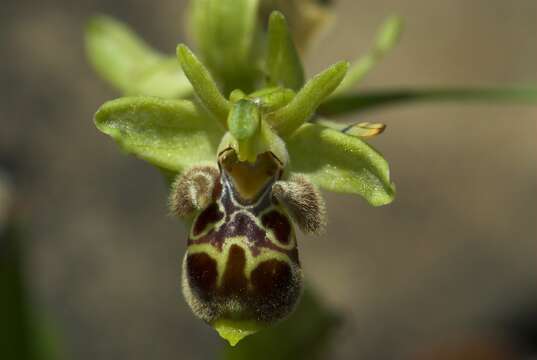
333, 15, 403, 96
94, 96, 225, 174
85, 15, 192, 98
1, 181, 61, 360
319, 87, 537, 116
1, 223, 34, 360
267, 61, 349, 137
188, 0, 261, 94
177, 44, 232, 125
287, 123, 395, 206
266, 11, 305, 91
222, 285, 340, 360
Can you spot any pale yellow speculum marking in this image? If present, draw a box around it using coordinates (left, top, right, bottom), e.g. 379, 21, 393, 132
189, 201, 226, 240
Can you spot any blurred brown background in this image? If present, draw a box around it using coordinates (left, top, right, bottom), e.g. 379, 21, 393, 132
1, 0, 536, 359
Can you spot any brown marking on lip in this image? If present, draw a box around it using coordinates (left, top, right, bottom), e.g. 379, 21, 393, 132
219, 245, 248, 296
250, 259, 293, 298
186, 252, 218, 300
262, 210, 291, 245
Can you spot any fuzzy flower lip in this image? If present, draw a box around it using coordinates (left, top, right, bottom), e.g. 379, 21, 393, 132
92, 7, 397, 206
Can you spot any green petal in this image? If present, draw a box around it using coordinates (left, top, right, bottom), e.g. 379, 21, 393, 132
267, 61, 349, 137
265, 11, 305, 91
332, 15, 403, 96
177, 44, 231, 126
85, 15, 192, 98
94, 97, 224, 173
286, 123, 395, 206
188, 0, 261, 94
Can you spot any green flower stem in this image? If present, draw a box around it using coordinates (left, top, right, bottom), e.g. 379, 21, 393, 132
319, 87, 537, 117
267, 61, 349, 137
177, 44, 231, 125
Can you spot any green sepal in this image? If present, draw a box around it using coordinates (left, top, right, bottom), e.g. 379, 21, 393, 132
265, 11, 305, 91
332, 15, 403, 96
177, 44, 231, 126
85, 15, 192, 98
188, 0, 261, 94
286, 123, 394, 206
94, 96, 224, 174
267, 61, 349, 137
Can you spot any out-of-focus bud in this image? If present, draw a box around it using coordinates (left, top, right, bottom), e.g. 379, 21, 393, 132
259, 0, 334, 53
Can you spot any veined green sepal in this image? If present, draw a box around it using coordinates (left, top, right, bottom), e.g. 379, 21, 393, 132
94, 96, 224, 174
286, 123, 394, 206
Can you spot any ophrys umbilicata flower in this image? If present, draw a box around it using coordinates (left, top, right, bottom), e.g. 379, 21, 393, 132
88, 1, 399, 346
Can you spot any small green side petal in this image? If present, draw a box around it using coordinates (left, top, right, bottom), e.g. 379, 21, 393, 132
94, 97, 224, 173
85, 15, 192, 98
266, 11, 305, 91
177, 44, 231, 126
267, 61, 349, 137
286, 123, 395, 206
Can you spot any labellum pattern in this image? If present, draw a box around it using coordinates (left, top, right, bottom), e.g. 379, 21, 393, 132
174, 150, 315, 344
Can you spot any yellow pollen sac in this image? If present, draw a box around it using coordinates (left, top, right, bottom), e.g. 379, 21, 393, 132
212, 319, 264, 346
